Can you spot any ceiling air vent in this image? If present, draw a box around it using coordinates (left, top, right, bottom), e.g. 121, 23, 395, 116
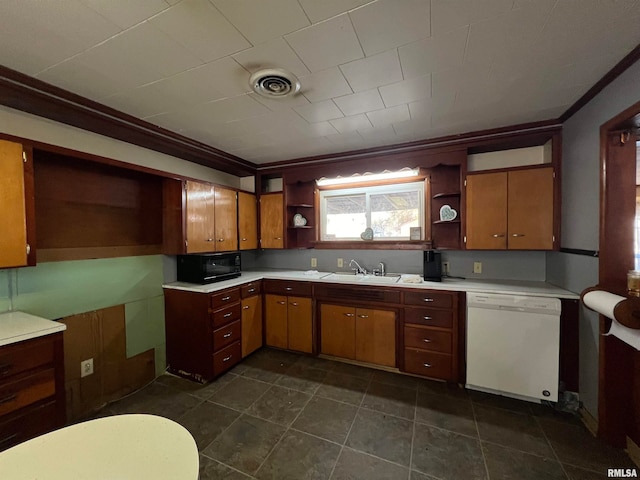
249, 68, 301, 98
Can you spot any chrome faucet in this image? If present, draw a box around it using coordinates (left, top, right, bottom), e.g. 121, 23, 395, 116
378, 262, 385, 276
348, 259, 367, 275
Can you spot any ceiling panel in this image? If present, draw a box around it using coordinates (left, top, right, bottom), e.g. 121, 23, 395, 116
0, 0, 639, 165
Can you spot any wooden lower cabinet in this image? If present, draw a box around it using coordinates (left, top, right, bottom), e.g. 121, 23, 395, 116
264, 294, 313, 353
241, 294, 262, 358
320, 303, 396, 368
0, 333, 65, 451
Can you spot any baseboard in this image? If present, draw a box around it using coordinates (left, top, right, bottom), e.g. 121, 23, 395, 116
579, 405, 598, 436
626, 437, 640, 468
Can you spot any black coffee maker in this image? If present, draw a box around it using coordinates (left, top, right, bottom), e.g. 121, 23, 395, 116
423, 250, 442, 282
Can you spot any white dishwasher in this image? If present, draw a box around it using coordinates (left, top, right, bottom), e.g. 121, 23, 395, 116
466, 292, 561, 403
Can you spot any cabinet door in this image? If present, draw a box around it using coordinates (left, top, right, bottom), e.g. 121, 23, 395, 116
320, 304, 355, 359
185, 181, 215, 253
355, 309, 396, 367
466, 172, 507, 249
287, 296, 312, 353
264, 294, 288, 349
241, 295, 263, 357
260, 193, 284, 249
508, 168, 554, 250
238, 192, 258, 250
0, 140, 28, 267
214, 187, 238, 252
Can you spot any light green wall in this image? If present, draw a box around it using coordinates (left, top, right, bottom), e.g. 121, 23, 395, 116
1, 255, 166, 375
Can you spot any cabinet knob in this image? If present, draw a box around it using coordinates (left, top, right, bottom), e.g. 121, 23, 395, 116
423, 363, 432, 368
275, 237, 282, 240
207, 238, 214, 242
277, 301, 286, 305
285, 287, 292, 291
26, 244, 31, 255
423, 298, 434, 302
344, 313, 355, 317
247, 288, 255, 293
223, 332, 232, 338
423, 338, 432, 343
511, 233, 526, 237
358, 314, 369, 318
223, 312, 232, 318
492, 234, 506, 238
243, 305, 250, 310
241, 238, 248, 241
218, 238, 224, 242
423, 316, 432, 320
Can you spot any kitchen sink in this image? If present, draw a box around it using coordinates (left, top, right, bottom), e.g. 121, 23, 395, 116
321, 273, 401, 284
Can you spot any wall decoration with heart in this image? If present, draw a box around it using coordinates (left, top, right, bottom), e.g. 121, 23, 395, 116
439, 205, 458, 221
360, 227, 374, 241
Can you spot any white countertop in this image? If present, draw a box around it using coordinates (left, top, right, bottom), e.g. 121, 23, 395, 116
163, 270, 579, 299
0, 311, 67, 347
0, 414, 198, 480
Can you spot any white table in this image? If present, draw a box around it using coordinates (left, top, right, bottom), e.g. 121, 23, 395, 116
0, 414, 199, 479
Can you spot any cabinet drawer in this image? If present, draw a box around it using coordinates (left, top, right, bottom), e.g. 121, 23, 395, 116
0, 368, 56, 417
404, 349, 452, 381
404, 291, 453, 309
0, 337, 55, 380
241, 281, 262, 298
213, 341, 241, 376
404, 326, 452, 354
212, 303, 241, 328
264, 279, 312, 296
404, 307, 453, 328
213, 320, 241, 351
0, 401, 57, 452
211, 288, 240, 308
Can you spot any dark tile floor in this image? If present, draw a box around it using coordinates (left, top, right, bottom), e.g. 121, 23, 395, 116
98, 348, 636, 480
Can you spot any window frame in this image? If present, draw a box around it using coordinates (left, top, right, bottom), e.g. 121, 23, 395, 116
318, 179, 426, 242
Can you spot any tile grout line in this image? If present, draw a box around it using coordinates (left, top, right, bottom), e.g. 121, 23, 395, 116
327, 371, 375, 479
532, 415, 572, 479
408, 385, 417, 479
470, 400, 492, 480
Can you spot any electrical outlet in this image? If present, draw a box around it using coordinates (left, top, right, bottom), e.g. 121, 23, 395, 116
81, 358, 94, 378
337, 258, 343, 268
311, 257, 317, 268
442, 262, 450, 275
473, 262, 482, 274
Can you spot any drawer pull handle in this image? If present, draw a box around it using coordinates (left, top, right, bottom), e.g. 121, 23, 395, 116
248, 288, 255, 293
218, 238, 225, 242
423, 338, 432, 343
243, 305, 250, 310
0, 394, 17, 406
285, 287, 293, 291
277, 301, 286, 305
358, 314, 369, 318
492, 234, 505, 238
223, 355, 232, 362
207, 238, 214, 242
223, 332, 232, 338
290, 302, 298, 307
223, 313, 232, 318
344, 313, 355, 317
423, 363, 432, 368
222, 296, 231, 301
423, 298, 434, 302
423, 316, 432, 320
0, 363, 12, 376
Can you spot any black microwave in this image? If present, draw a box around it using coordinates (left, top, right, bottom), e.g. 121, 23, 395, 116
177, 252, 241, 284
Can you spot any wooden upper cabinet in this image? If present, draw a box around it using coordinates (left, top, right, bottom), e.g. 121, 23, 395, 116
260, 193, 284, 249
466, 167, 554, 250
0, 140, 32, 268
164, 180, 241, 254
508, 168, 554, 250
238, 192, 258, 250
185, 181, 215, 253
214, 187, 238, 252
466, 172, 507, 249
